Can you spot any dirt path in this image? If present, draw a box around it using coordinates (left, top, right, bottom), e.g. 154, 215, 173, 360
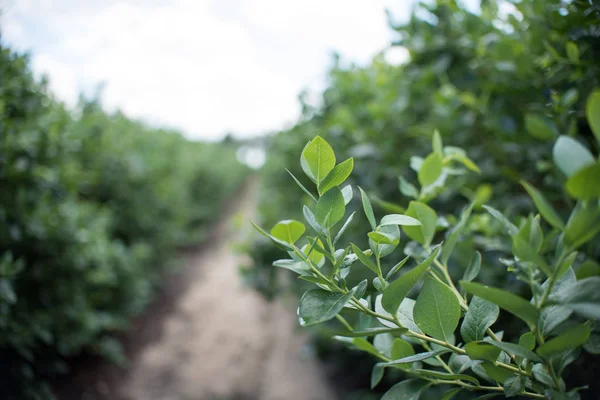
114, 181, 336, 400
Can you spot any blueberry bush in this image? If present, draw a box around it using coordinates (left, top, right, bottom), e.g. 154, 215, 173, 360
247, 0, 600, 397
0, 41, 248, 398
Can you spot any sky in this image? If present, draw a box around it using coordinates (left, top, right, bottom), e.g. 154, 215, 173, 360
0, 0, 424, 141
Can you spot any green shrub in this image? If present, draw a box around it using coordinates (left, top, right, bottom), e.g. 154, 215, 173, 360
254, 115, 600, 398
246, 1, 599, 395
0, 42, 248, 398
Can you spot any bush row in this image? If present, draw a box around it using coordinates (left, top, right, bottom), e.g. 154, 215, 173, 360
246, 0, 600, 397
0, 42, 248, 398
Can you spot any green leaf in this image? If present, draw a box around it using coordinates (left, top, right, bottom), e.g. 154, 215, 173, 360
380, 214, 422, 227
449, 353, 473, 374
445, 153, 481, 173
273, 259, 310, 275
584, 333, 600, 354
441, 389, 462, 400
539, 303, 573, 337
303, 205, 326, 235
381, 379, 428, 400
358, 186, 377, 230
403, 201, 437, 246
576, 260, 600, 279
286, 169, 317, 203
303, 239, 325, 265
413, 369, 479, 385
352, 279, 368, 300
532, 364, 556, 388
300, 136, 336, 183
382, 245, 440, 315
564, 201, 600, 249
552, 136, 595, 177
414, 277, 460, 341
378, 349, 450, 367
503, 376, 524, 397
549, 276, 600, 319
386, 255, 411, 280
488, 341, 543, 363
316, 187, 345, 228
525, 114, 557, 141
432, 129, 443, 156
519, 332, 536, 350
480, 361, 515, 384
521, 180, 564, 229
399, 176, 419, 199
536, 324, 591, 359
461, 296, 499, 343
587, 89, 600, 144
390, 338, 415, 367
368, 231, 398, 246
566, 161, 600, 200
298, 289, 354, 326
333, 211, 356, 244
298, 275, 328, 285
566, 41, 580, 63
418, 152, 443, 187
341, 184, 353, 205
483, 205, 518, 236
397, 298, 421, 333
465, 341, 501, 362
371, 365, 385, 389
555, 251, 578, 281
351, 243, 379, 275
351, 337, 381, 358
462, 251, 481, 282
511, 235, 552, 277
251, 221, 294, 249
318, 157, 354, 195
374, 333, 394, 358
0, 280, 16, 304
441, 204, 473, 265
473, 184, 493, 207
270, 220, 305, 244
460, 281, 539, 330
332, 327, 407, 338
369, 225, 401, 258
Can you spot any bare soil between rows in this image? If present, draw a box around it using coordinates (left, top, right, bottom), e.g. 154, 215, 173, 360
53, 180, 337, 400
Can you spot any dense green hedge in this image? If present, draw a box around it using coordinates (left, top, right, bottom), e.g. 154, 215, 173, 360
246, 0, 599, 397
0, 43, 248, 398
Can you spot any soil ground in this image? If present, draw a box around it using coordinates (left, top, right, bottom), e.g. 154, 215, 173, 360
54, 180, 337, 400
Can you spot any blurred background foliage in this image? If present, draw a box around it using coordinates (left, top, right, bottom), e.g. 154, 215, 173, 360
0, 42, 249, 397
243, 0, 600, 397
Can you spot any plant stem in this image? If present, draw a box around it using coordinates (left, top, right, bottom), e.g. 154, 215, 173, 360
441, 380, 545, 399
335, 314, 353, 331
429, 253, 468, 310
421, 342, 454, 374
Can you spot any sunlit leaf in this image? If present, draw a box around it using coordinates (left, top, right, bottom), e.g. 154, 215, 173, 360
316, 187, 345, 228
418, 152, 443, 187
552, 136, 594, 177
300, 136, 336, 183
318, 157, 354, 195
403, 201, 437, 246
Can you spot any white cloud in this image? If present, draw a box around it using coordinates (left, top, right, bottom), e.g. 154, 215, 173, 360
1, 0, 413, 140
